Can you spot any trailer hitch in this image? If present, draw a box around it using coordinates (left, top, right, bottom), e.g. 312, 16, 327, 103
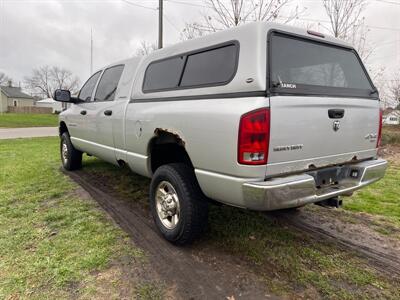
315, 197, 343, 208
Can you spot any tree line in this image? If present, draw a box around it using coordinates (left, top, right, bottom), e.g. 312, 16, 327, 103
0, 67, 80, 100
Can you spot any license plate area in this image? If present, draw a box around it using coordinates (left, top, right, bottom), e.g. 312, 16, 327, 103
308, 167, 343, 188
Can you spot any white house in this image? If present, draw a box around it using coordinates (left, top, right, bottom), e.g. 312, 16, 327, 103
383, 110, 400, 125
36, 98, 64, 113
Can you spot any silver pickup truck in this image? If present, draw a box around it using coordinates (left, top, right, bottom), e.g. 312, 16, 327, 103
55, 22, 387, 245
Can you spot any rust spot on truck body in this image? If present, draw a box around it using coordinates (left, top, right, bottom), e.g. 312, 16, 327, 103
154, 128, 186, 147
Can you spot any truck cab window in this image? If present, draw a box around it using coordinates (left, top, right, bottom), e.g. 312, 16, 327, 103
78, 71, 101, 102
94, 65, 125, 102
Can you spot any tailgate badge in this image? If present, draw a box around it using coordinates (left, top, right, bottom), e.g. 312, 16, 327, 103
332, 120, 340, 132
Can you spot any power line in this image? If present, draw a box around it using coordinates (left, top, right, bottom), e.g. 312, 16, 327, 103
165, 0, 212, 9
164, 14, 181, 33
374, 0, 400, 6
121, 0, 157, 11
281, 15, 400, 32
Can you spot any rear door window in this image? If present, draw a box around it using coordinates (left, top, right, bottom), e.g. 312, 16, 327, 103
269, 33, 375, 98
94, 65, 124, 102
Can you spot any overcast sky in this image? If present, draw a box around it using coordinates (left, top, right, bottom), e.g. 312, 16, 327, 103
0, 0, 399, 89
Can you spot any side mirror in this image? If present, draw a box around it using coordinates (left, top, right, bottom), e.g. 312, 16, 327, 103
54, 89, 72, 102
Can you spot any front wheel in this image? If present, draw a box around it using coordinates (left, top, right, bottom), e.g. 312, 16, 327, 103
149, 163, 208, 245
60, 132, 82, 171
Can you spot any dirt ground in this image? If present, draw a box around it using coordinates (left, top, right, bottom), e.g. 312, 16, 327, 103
64, 146, 400, 299
67, 170, 274, 300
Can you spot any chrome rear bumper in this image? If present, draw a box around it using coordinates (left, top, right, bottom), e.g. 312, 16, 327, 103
243, 158, 388, 211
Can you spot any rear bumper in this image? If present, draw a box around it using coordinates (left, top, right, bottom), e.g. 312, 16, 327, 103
242, 158, 388, 211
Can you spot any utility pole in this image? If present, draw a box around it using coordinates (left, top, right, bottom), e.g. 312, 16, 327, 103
90, 28, 93, 74
158, 0, 163, 49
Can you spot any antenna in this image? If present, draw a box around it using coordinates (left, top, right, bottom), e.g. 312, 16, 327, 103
90, 28, 93, 74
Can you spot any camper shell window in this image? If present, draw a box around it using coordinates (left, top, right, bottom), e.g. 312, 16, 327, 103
268, 32, 376, 99
142, 41, 239, 93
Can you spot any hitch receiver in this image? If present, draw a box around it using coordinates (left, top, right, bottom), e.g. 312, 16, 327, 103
315, 197, 343, 208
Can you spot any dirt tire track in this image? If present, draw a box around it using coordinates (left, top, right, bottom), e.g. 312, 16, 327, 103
266, 210, 400, 277
65, 170, 272, 300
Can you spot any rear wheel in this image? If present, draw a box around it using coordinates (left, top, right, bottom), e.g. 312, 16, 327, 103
60, 132, 82, 170
150, 163, 208, 245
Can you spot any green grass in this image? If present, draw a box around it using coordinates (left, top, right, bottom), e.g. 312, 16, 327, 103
2, 137, 399, 299
344, 159, 400, 226
206, 206, 398, 299
382, 125, 400, 145
342, 125, 400, 226
0, 137, 146, 299
0, 113, 58, 128
136, 283, 164, 300
81, 157, 400, 299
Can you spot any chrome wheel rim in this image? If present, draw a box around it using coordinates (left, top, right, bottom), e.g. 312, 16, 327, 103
155, 181, 180, 230
61, 141, 68, 164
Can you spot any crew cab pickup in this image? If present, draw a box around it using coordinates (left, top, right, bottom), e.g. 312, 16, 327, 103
55, 22, 387, 245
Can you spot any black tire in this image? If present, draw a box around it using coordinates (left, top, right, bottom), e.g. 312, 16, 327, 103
150, 163, 208, 245
60, 132, 82, 171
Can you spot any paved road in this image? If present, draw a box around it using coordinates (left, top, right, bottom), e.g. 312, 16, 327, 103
0, 127, 58, 139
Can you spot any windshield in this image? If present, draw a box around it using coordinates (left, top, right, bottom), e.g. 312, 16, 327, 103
269, 32, 376, 98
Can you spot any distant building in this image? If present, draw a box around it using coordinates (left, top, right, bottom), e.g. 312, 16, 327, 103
0, 82, 35, 112
383, 109, 400, 125
36, 98, 64, 113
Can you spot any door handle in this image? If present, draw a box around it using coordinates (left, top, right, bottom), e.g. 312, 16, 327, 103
328, 109, 344, 119
104, 110, 112, 116
80, 110, 87, 115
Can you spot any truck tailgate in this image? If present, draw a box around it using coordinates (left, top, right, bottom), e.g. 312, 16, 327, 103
266, 96, 379, 177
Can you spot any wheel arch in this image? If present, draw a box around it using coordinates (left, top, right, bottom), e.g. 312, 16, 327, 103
148, 128, 194, 175
59, 121, 69, 136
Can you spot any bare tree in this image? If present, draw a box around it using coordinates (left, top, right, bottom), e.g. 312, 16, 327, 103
389, 71, 400, 108
135, 40, 158, 56
182, 0, 303, 39
368, 66, 388, 105
322, 0, 371, 61
24, 66, 80, 98
0, 72, 12, 86
181, 22, 207, 40
322, 0, 366, 38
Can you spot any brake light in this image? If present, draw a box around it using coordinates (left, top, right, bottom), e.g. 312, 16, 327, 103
307, 30, 325, 38
238, 108, 270, 165
377, 108, 383, 148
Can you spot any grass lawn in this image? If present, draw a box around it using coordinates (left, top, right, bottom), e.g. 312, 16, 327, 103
344, 156, 400, 227
343, 125, 400, 225
83, 157, 400, 299
382, 125, 400, 145
1, 136, 399, 299
0, 113, 58, 128
0, 137, 153, 299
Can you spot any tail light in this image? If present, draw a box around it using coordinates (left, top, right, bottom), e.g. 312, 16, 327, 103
238, 108, 270, 165
377, 108, 383, 148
